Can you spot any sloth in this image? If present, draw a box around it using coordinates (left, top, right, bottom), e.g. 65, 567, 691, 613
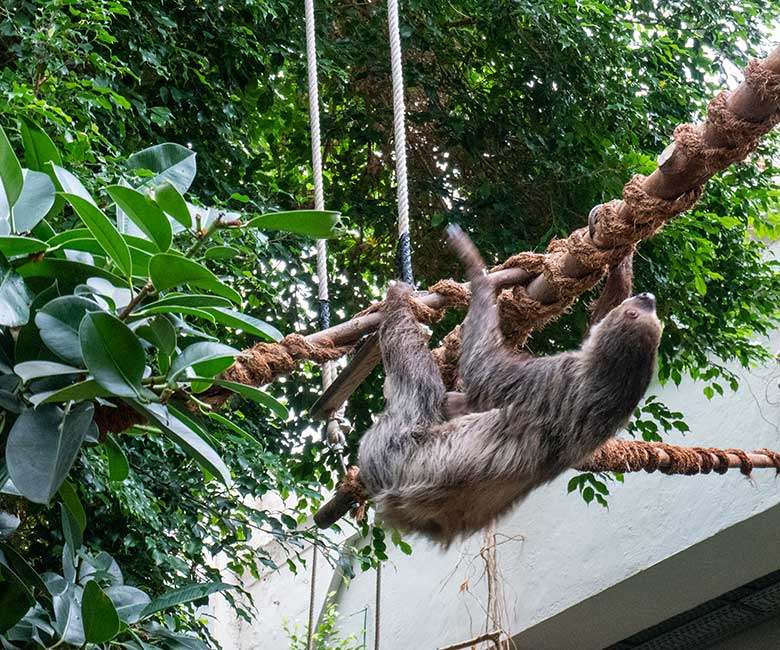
357, 226, 662, 544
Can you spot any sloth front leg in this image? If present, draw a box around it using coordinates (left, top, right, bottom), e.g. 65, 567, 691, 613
378, 282, 445, 429
446, 225, 531, 410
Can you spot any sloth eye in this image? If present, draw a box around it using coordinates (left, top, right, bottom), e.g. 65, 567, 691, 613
626, 309, 639, 319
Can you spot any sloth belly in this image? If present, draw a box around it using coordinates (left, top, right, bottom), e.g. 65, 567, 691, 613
375, 475, 532, 545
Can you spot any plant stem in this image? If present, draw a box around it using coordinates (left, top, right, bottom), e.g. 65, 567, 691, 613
118, 280, 154, 320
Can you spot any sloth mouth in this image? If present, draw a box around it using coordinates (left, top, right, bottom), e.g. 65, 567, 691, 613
629, 292, 656, 312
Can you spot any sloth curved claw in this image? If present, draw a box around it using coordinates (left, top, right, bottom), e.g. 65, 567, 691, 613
588, 204, 602, 241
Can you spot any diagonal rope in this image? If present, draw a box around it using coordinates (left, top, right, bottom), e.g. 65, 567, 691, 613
387, 0, 414, 285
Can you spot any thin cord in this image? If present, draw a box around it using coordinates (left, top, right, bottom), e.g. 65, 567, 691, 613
374, 563, 382, 650
387, 0, 414, 285
306, 546, 318, 650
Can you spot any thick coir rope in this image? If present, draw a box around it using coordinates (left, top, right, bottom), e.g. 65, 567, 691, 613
313, 440, 780, 528
201, 53, 780, 406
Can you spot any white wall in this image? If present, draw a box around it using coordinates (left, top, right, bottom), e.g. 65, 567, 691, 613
211, 314, 780, 650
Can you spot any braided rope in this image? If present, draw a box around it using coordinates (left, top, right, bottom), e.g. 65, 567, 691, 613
304, 0, 343, 443
387, 0, 414, 285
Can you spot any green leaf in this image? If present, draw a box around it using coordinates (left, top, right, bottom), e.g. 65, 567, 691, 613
105, 585, 150, 624
14, 170, 56, 233
206, 412, 260, 447
0, 236, 47, 256
0, 125, 23, 210
245, 210, 343, 239
49, 164, 95, 205
35, 296, 100, 365
58, 480, 87, 533
80, 312, 145, 398
0, 267, 32, 327
204, 245, 240, 260
205, 308, 282, 341
106, 185, 172, 251
61, 502, 82, 553
20, 118, 61, 172
82, 580, 120, 643
14, 361, 83, 383
168, 343, 241, 381
6, 402, 94, 504
136, 316, 177, 355
149, 253, 240, 303
139, 582, 231, 619
139, 294, 233, 309
128, 144, 197, 194
104, 435, 129, 482
132, 305, 216, 322
63, 194, 132, 277
132, 403, 231, 485
37, 379, 113, 405
0, 563, 34, 632
16, 257, 129, 286
153, 181, 191, 228
192, 378, 288, 419
0, 512, 19, 540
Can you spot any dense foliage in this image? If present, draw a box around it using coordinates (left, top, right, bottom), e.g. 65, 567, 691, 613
1, 0, 780, 646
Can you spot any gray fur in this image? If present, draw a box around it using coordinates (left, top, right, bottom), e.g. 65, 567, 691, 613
358, 230, 662, 545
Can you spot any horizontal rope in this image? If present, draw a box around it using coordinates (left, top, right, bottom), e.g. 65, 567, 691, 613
313, 440, 780, 528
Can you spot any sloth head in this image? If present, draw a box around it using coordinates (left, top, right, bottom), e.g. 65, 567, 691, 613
583, 292, 663, 371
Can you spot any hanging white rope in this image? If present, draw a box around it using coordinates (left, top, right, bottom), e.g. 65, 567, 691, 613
305, 0, 346, 450
387, 0, 414, 284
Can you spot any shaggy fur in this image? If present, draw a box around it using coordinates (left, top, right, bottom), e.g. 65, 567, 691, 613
358, 227, 662, 545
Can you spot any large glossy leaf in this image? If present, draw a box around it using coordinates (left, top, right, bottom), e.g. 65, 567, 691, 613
35, 296, 100, 365
20, 118, 61, 171
36, 379, 113, 405
106, 185, 172, 251
139, 582, 231, 619
168, 342, 241, 381
153, 181, 191, 228
133, 402, 230, 484
12, 170, 56, 234
105, 585, 150, 624
128, 144, 197, 194
135, 316, 176, 355
49, 164, 95, 205
58, 480, 87, 533
0, 563, 34, 632
139, 294, 233, 310
104, 435, 129, 482
14, 361, 83, 383
206, 412, 260, 447
16, 257, 129, 286
0, 125, 23, 211
0, 268, 32, 327
79, 312, 144, 398
149, 253, 240, 303
0, 513, 19, 540
191, 378, 288, 419
6, 402, 94, 504
205, 307, 282, 341
0, 236, 47, 256
22, 119, 65, 220
82, 581, 120, 643
63, 194, 132, 277
245, 210, 343, 239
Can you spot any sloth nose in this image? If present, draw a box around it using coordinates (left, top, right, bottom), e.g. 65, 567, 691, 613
635, 292, 656, 310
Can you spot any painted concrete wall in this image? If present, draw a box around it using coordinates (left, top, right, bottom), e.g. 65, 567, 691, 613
210, 311, 780, 650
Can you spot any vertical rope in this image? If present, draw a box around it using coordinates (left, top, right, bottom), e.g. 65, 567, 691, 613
386, 0, 414, 286
306, 546, 318, 650
305, 0, 343, 446
374, 563, 382, 650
